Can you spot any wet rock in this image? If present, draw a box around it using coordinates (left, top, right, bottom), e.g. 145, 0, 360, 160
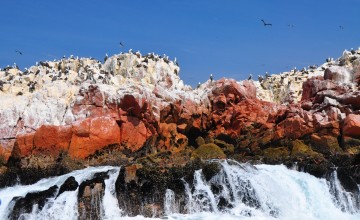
9, 185, 58, 220
56, 176, 79, 198
78, 172, 109, 220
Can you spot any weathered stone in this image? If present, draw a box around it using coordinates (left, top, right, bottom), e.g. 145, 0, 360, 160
310, 134, 342, 155
263, 147, 289, 163
33, 125, 72, 157
69, 116, 121, 159
343, 114, 360, 138
120, 116, 148, 152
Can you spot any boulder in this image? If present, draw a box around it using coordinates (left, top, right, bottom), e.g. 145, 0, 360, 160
69, 116, 121, 159
324, 66, 352, 84
120, 116, 148, 152
33, 125, 72, 157
343, 114, 360, 138
192, 143, 226, 160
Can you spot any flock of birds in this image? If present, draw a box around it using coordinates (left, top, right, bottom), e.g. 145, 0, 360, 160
0, 49, 183, 94
5, 19, 350, 92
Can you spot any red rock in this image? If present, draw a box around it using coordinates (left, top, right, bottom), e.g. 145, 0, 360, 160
324, 66, 348, 82
120, 116, 148, 152
338, 91, 360, 109
301, 77, 339, 101
274, 117, 312, 140
16, 133, 35, 157
33, 125, 72, 157
343, 114, 360, 137
212, 78, 256, 101
158, 123, 188, 151
0, 140, 15, 163
68, 116, 121, 159
119, 95, 142, 117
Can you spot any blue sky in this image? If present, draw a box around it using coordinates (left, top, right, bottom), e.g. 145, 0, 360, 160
1, 0, 359, 86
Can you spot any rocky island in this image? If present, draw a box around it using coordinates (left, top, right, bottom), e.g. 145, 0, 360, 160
0, 49, 359, 219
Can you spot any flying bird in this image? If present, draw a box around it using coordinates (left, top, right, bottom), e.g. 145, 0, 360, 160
288, 24, 295, 28
339, 25, 344, 30
15, 50, 23, 55
261, 19, 272, 26
120, 42, 125, 47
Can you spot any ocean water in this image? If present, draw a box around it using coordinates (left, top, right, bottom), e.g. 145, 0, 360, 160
0, 160, 359, 220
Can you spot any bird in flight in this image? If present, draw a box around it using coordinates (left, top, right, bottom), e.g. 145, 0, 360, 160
120, 42, 125, 47
288, 24, 295, 28
15, 50, 23, 55
261, 19, 272, 26
339, 25, 344, 30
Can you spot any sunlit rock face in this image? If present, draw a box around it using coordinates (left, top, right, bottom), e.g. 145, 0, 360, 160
0, 48, 360, 188
255, 48, 360, 104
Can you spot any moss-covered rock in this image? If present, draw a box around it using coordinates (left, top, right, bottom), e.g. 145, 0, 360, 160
263, 147, 289, 163
291, 140, 322, 159
310, 134, 342, 155
192, 143, 226, 160
341, 136, 360, 149
195, 136, 206, 147
202, 162, 221, 181
214, 139, 235, 154
346, 146, 360, 155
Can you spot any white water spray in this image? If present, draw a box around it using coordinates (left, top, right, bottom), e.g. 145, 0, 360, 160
0, 161, 359, 220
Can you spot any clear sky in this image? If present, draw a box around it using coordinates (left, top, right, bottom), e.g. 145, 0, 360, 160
1, 0, 359, 86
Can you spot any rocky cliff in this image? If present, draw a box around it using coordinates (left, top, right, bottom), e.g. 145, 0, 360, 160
1, 49, 360, 205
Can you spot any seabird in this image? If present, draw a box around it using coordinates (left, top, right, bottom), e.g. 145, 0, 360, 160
288, 24, 295, 28
13, 63, 19, 69
104, 53, 108, 63
339, 25, 344, 30
261, 19, 272, 26
28, 81, 36, 92
210, 74, 213, 82
258, 75, 263, 82
120, 42, 125, 47
0, 80, 4, 91
15, 50, 23, 55
197, 82, 201, 89
248, 74, 253, 80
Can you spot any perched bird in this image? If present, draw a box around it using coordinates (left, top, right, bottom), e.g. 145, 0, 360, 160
210, 74, 213, 82
15, 50, 23, 55
261, 19, 272, 26
104, 53, 108, 63
248, 74, 253, 80
120, 42, 125, 47
258, 75, 264, 82
197, 82, 201, 89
